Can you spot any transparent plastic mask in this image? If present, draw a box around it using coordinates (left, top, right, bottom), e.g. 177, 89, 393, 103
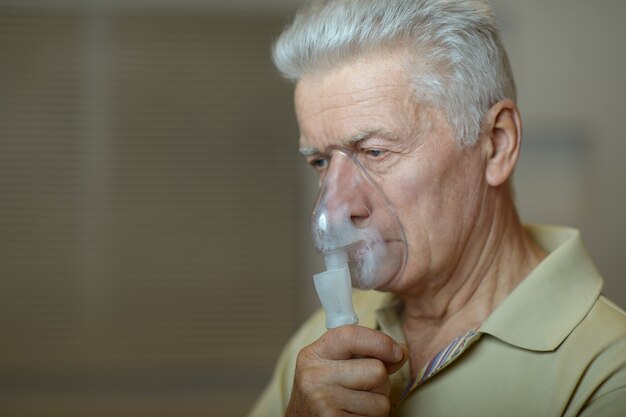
310, 146, 408, 290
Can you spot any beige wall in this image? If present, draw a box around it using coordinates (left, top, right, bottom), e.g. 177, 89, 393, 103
0, 8, 301, 417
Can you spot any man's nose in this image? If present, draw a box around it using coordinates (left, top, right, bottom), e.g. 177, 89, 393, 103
322, 152, 372, 229
349, 204, 371, 229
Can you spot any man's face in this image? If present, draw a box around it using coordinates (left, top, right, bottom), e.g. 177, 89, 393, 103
295, 51, 490, 295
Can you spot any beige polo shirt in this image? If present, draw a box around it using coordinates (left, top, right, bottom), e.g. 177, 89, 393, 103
248, 226, 626, 416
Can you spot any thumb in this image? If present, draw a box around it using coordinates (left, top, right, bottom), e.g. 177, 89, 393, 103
385, 343, 409, 374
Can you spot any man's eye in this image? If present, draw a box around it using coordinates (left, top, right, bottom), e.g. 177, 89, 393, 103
365, 149, 384, 158
310, 158, 328, 170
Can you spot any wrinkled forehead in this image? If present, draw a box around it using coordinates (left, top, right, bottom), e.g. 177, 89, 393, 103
294, 52, 422, 152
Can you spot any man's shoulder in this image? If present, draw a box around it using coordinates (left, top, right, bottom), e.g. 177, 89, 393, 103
561, 295, 626, 415
580, 295, 626, 338
563, 295, 626, 361
597, 295, 626, 319
564, 294, 626, 391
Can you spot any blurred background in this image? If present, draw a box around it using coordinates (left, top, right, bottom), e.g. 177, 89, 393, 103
0, 0, 624, 416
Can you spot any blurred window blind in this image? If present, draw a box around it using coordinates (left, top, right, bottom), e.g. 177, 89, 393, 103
0, 10, 301, 417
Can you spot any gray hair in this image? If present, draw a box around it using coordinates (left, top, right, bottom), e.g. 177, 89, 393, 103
272, 0, 516, 146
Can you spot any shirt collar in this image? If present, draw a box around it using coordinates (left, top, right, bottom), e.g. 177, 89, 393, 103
479, 225, 603, 351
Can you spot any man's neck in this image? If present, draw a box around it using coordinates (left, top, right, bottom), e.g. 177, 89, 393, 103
400, 189, 546, 376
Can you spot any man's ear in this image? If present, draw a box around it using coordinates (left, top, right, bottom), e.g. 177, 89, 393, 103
481, 99, 522, 187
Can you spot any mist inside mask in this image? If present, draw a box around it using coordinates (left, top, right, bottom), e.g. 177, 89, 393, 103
310, 147, 407, 328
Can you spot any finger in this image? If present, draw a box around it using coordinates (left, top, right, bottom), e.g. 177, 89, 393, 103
310, 385, 390, 417
336, 358, 391, 396
332, 386, 391, 417
314, 325, 405, 366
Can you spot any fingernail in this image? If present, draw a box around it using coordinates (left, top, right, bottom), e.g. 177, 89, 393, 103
393, 344, 403, 362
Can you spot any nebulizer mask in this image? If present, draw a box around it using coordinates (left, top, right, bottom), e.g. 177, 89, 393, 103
310, 146, 407, 328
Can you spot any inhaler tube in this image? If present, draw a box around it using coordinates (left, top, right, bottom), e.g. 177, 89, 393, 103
313, 254, 358, 329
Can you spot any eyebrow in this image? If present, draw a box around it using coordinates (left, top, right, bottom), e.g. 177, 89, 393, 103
298, 127, 393, 156
298, 146, 320, 157
342, 128, 388, 145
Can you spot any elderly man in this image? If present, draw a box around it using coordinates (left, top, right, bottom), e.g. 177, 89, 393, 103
249, 0, 626, 416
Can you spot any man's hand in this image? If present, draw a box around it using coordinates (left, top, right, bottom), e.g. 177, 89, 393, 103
285, 325, 408, 417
